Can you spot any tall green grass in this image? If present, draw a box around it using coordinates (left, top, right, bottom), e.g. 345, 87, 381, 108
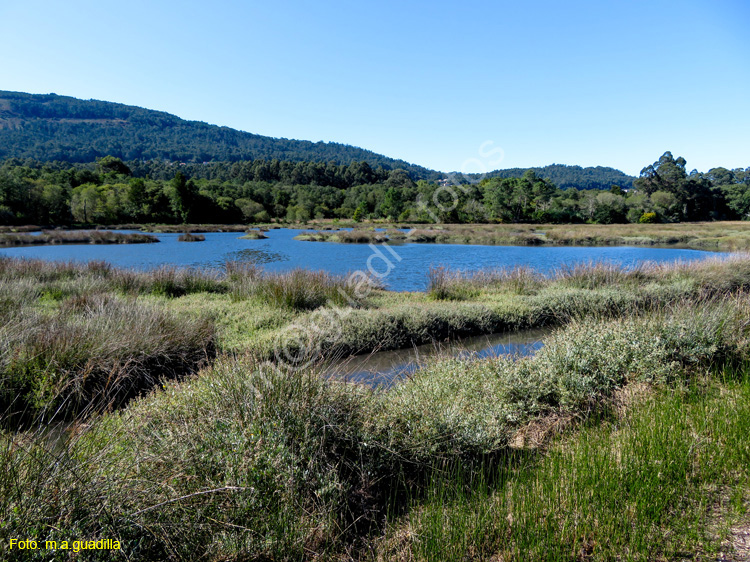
3, 296, 749, 560
0, 293, 215, 424
380, 373, 750, 561
226, 261, 364, 310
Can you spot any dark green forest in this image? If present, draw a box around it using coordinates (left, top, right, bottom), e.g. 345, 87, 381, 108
476, 164, 635, 191
0, 152, 747, 226
0, 91, 439, 179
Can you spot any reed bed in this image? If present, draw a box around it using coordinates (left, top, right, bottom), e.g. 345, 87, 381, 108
0, 294, 216, 425
0, 230, 158, 246
295, 221, 750, 250
145, 224, 250, 233
227, 261, 366, 310
177, 232, 205, 242
0, 225, 41, 233
0, 257, 371, 424
295, 229, 388, 243
426, 254, 750, 300
0, 257, 361, 307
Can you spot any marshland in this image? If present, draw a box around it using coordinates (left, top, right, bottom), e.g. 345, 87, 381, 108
295, 220, 750, 250
2, 251, 750, 560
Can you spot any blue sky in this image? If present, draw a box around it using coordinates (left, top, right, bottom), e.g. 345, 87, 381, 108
1, 0, 747, 175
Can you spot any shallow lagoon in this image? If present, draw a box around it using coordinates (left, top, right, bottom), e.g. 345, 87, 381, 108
0, 228, 727, 292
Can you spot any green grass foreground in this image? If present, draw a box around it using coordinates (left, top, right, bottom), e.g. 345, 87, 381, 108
2, 299, 750, 560
1, 256, 750, 559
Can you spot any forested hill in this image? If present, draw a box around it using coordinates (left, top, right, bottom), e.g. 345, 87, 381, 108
0, 91, 439, 179
474, 164, 635, 190
0, 90, 639, 189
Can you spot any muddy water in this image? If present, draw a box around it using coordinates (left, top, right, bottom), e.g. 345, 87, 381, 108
325, 328, 551, 388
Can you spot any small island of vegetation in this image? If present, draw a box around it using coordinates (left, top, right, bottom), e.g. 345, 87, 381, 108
177, 232, 205, 242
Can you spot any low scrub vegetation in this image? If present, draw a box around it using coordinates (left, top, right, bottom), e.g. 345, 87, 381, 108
3, 297, 750, 560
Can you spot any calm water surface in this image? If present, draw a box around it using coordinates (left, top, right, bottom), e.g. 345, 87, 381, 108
0, 228, 727, 292
325, 328, 550, 388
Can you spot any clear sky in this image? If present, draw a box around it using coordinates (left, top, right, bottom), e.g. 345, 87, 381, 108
1, 0, 747, 176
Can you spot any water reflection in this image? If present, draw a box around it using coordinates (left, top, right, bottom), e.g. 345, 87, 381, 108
325, 328, 549, 388
221, 247, 289, 266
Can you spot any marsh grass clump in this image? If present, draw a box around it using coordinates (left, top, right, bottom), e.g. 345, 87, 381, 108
468, 265, 544, 295
427, 266, 480, 300
239, 229, 268, 239
0, 294, 216, 424
336, 230, 388, 244
229, 265, 356, 310
428, 265, 544, 299
0, 257, 230, 299
553, 260, 655, 289
146, 265, 225, 297
177, 232, 205, 242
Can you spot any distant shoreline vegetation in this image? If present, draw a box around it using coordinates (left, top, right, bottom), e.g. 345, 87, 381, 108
294, 222, 750, 251
0, 230, 158, 246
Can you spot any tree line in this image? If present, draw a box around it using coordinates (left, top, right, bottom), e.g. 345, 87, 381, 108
0, 152, 747, 226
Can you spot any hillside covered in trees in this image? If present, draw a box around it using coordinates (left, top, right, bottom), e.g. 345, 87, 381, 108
1, 91, 641, 191
0, 90, 439, 179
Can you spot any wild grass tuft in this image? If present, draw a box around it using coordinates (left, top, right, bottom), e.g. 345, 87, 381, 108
0, 294, 216, 424
228, 262, 362, 310
380, 372, 750, 561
